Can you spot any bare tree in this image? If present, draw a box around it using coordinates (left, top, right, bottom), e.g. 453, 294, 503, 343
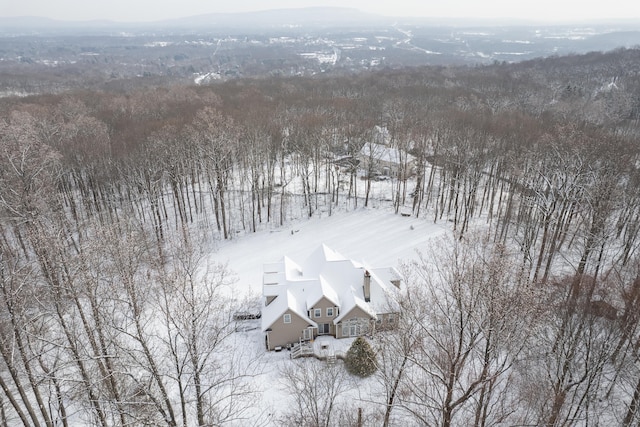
156, 232, 263, 426
278, 359, 353, 427
395, 232, 539, 427
188, 107, 239, 240
516, 274, 622, 426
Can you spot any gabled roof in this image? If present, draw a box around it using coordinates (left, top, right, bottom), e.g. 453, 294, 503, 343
262, 244, 402, 332
359, 142, 415, 165
333, 283, 377, 324
302, 244, 346, 277
261, 286, 317, 332
306, 276, 340, 309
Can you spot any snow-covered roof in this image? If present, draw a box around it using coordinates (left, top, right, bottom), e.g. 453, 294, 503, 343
302, 244, 346, 276
306, 276, 340, 308
261, 244, 402, 331
333, 283, 378, 324
261, 286, 318, 332
359, 142, 415, 165
368, 267, 403, 313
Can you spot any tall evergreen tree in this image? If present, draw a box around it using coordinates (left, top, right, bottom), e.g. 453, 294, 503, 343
345, 337, 377, 378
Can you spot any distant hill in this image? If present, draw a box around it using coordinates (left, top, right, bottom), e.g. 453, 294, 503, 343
2, 8, 640, 36
161, 7, 388, 29
0, 16, 118, 34
0, 8, 388, 35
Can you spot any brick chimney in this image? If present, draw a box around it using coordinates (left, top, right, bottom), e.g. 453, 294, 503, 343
363, 270, 371, 302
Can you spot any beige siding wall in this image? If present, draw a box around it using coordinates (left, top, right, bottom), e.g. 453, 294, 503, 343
265, 310, 312, 351
374, 312, 398, 332
336, 306, 375, 339
307, 297, 339, 337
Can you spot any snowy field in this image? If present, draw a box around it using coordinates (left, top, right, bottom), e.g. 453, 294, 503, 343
208, 207, 451, 425
210, 206, 450, 299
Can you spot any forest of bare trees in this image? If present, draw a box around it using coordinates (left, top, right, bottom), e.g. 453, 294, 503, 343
2, 47, 640, 425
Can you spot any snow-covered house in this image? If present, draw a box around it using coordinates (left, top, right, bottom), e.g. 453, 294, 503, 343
358, 141, 415, 178
261, 244, 402, 351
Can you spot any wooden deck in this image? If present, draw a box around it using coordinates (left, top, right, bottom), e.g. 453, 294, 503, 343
290, 338, 345, 361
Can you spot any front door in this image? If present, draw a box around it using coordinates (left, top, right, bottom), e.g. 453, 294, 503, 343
303, 327, 315, 341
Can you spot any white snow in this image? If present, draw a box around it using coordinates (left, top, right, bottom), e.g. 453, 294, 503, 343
359, 141, 415, 166
213, 207, 448, 299
144, 41, 173, 47
209, 207, 450, 425
194, 71, 222, 85
299, 50, 339, 64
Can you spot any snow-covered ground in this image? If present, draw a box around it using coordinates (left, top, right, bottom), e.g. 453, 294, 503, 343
233, 329, 368, 425
210, 207, 450, 425
211, 206, 450, 299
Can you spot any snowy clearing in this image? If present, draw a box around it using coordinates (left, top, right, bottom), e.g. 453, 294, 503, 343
211, 208, 450, 425
211, 207, 450, 299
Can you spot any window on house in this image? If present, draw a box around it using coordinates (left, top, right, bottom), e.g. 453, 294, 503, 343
327, 307, 334, 317
342, 319, 365, 337
388, 313, 395, 323
318, 323, 330, 334
283, 314, 291, 324
352, 323, 359, 336
314, 308, 321, 318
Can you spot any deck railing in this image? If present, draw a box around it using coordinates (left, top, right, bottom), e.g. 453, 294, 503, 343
291, 339, 346, 361
290, 339, 314, 359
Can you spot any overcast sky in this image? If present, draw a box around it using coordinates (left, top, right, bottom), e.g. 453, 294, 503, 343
2, 0, 639, 22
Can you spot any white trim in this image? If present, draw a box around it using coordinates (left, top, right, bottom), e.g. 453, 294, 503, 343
303, 327, 314, 340
283, 314, 291, 324
341, 318, 369, 337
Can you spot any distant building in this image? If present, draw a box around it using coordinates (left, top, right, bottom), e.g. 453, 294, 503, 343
358, 141, 415, 178
261, 244, 402, 351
